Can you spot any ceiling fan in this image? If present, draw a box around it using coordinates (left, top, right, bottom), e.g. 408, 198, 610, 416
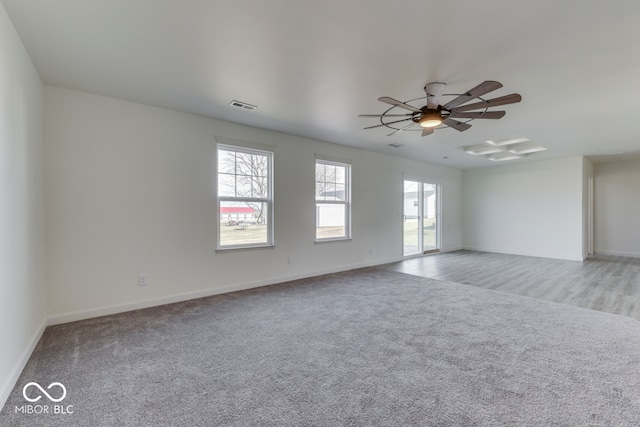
359, 81, 521, 137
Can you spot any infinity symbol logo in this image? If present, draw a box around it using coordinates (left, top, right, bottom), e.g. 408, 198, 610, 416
22, 382, 67, 403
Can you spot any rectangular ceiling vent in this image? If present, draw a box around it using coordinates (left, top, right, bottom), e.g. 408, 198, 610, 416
388, 143, 404, 148
229, 100, 257, 111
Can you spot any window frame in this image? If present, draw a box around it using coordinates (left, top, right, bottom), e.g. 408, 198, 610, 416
315, 158, 352, 242
216, 143, 274, 251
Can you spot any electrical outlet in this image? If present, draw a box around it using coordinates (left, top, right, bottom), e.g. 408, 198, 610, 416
138, 274, 148, 286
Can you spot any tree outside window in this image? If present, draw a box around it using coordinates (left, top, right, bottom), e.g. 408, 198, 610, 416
217, 145, 273, 249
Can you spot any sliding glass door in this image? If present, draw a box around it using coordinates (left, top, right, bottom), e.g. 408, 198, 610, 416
403, 180, 439, 257
403, 181, 420, 256
422, 182, 438, 252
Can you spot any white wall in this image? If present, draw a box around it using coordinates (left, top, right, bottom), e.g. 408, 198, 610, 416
462, 157, 585, 261
594, 158, 640, 257
44, 86, 462, 321
0, 3, 46, 407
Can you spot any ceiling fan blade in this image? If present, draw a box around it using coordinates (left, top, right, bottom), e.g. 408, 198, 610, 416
425, 82, 446, 109
443, 118, 472, 132
442, 81, 503, 110
449, 110, 506, 119
451, 93, 522, 112
363, 117, 413, 130
358, 114, 412, 118
378, 97, 422, 113
421, 127, 434, 137
387, 122, 418, 136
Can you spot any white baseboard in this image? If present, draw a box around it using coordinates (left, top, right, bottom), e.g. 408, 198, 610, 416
594, 249, 640, 259
462, 245, 584, 262
441, 246, 463, 253
47, 256, 404, 326
0, 319, 47, 410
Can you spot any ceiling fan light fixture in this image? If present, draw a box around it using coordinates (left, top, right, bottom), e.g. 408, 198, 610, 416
419, 110, 442, 128
360, 80, 522, 137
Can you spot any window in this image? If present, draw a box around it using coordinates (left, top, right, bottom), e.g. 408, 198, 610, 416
315, 159, 351, 241
217, 144, 273, 249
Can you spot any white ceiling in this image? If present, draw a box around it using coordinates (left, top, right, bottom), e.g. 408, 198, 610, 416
3, 0, 640, 169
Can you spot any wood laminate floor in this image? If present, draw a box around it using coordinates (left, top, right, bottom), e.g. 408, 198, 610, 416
381, 250, 640, 321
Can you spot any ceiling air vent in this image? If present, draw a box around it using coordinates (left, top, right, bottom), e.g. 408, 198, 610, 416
229, 100, 257, 111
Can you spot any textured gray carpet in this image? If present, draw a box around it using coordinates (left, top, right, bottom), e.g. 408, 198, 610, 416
2, 268, 640, 426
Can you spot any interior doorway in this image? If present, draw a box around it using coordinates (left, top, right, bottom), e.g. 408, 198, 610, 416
403, 180, 440, 257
